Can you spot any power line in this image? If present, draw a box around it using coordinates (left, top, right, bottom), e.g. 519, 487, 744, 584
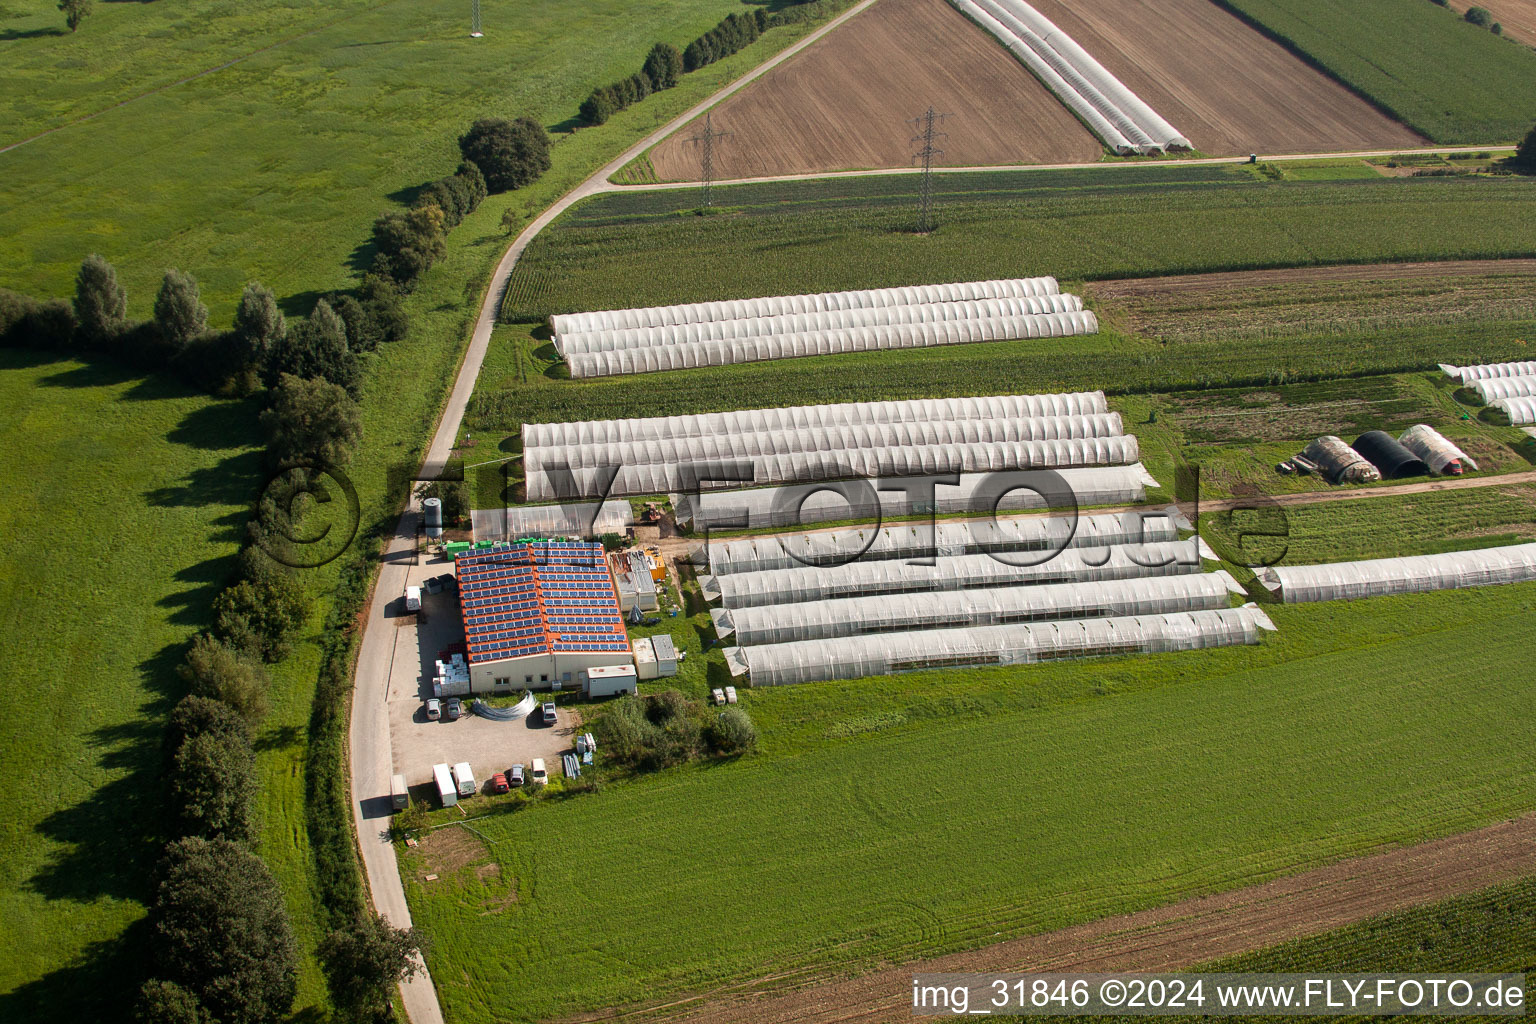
909, 107, 948, 233
687, 111, 733, 207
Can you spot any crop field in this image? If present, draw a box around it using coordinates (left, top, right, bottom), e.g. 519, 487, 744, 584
1023, 0, 1425, 156
401, 573, 1536, 1022
502, 171, 1536, 319
0, 354, 342, 1018
646, 0, 1101, 181
0, 0, 840, 316
1214, 0, 1536, 143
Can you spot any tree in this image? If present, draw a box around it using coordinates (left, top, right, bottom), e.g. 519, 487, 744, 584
212, 571, 311, 662
136, 979, 211, 1024
164, 695, 252, 765
579, 87, 617, 126
455, 160, 488, 208
153, 269, 210, 355
1515, 122, 1536, 172
1464, 6, 1493, 25
371, 205, 447, 287
416, 478, 468, 528
325, 293, 383, 353
152, 837, 298, 1024
500, 208, 520, 235
260, 372, 363, 467
73, 253, 126, 346
264, 300, 361, 395
643, 42, 683, 90
457, 116, 551, 192
59, 0, 91, 31
169, 728, 258, 844
317, 912, 425, 1021
178, 634, 270, 725
358, 274, 409, 343
232, 282, 286, 371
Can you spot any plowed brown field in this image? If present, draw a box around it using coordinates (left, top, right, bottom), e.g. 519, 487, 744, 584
571, 814, 1536, 1024
1451, 0, 1536, 43
647, 0, 1102, 181
1024, 0, 1426, 156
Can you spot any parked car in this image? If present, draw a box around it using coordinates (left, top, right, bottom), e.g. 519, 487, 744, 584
542, 701, 557, 725
508, 763, 525, 787
424, 576, 444, 595
490, 772, 509, 794
530, 758, 547, 784
425, 698, 442, 720
445, 698, 463, 721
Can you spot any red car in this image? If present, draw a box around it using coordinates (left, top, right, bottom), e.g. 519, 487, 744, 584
490, 772, 509, 794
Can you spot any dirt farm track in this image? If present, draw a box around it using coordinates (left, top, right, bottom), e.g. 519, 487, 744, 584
581, 815, 1536, 1024
647, 0, 1102, 181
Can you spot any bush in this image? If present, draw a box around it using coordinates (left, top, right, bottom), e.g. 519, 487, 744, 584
416, 477, 469, 528
579, 86, 618, 126
151, 837, 298, 1024
263, 300, 361, 396
643, 42, 683, 91
324, 293, 384, 354
594, 691, 703, 771
357, 274, 410, 343
684, 11, 762, 71
458, 116, 551, 192
0, 289, 76, 350
708, 705, 758, 755
135, 979, 210, 1024
169, 728, 258, 844
178, 634, 270, 725
212, 570, 311, 662
1464, 6, 1492, 25
371, 204, 448, 289
163, 695, 251, 768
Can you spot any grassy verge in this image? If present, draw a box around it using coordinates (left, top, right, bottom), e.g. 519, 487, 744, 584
1211, 0, 1536, 143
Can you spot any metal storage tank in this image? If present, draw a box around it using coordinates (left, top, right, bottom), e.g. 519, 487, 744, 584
1351, 431, 1429, 480
423, 497, 443, 538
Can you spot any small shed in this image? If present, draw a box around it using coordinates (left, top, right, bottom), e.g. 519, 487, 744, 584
632, 636, 658, 680
1352, 431, 1429, 480
586, 664, 638, 697
650, 634, 678, 677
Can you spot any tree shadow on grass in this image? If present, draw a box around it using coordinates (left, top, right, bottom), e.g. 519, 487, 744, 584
0, 25, 67, 39
156, 552, 238, 626
0, 918, 155, 1023
34, 358, 142, 391
164, 398, 260, 452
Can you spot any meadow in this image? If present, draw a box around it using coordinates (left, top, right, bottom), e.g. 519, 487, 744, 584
501, 172, 1536, 319
401, 577, 1536, 1023
1212, 0, 1536, 143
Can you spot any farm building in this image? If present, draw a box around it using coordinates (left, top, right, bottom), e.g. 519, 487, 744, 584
699, 508, 1184, 574
632, 635, 678, 680
1398, 425, 1477, 476
1351, 431, 1428, 480
673, 464, 1161, 530
711, 572, 1243, 646
548, 278, 1098, 378
469, 500, 632, 542
455, 541, 631, 692
1257, 543, 1536, 603
702, 538, 1214, 609
723, 606, 1274, 687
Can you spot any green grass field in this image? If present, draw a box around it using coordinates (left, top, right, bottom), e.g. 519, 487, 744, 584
1212, 0, 1536, 143
402, 578, 1536, 1022
502, 171, 1536, 319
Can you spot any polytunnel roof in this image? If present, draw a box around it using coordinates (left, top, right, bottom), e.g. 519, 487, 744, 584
470, 500, 632, 542
1257, 543, 1536, 603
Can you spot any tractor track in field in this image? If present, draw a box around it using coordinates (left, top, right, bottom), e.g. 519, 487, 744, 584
564, 814, 1536, 1024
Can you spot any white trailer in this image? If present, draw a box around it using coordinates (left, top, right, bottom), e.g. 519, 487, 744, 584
432, 763, 457, 807
586, 664, 638, 697
452, 761, 476, 797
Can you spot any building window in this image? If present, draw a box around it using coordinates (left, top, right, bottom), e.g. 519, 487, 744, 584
525, 674, 533, 684
540, 674, 548, 683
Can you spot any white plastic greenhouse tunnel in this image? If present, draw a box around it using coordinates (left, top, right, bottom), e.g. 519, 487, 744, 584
1440, 360, 1536, 382
1493, 396, 1536, 425
1256, 542, 1536, 603
722, 606, 1275, 687
1470, 376, 1536, 403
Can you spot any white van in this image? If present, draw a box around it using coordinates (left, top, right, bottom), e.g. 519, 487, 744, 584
405, 586, 422, 612
452, 761, 476, 797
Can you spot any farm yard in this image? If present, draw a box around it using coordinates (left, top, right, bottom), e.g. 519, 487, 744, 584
647, 0, 1102, 181
1022, 0, 1426, 156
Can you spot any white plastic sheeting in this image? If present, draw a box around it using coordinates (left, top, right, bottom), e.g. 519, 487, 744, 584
672, 465, 1162, 529
951, 0, 1189, 155
559, 294, 1086, 355
726, 605, 1274, 686
1397, 425, 1478, 475
549, 277, 1060, 335
703, 508, 1183, 574
564, 310, 1099, 377
470, 500, 632, 541
525, 392, 1107, 447
703, 538, 1214, 609
527, 412, 1124, 472
1493, 396, 1536, 425
1471, 375, 1536, 403
1257, 543, 1536, 603
1440, 360, 1536, 382
712, 571, 1243, 645
525, 435, 1141, 500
